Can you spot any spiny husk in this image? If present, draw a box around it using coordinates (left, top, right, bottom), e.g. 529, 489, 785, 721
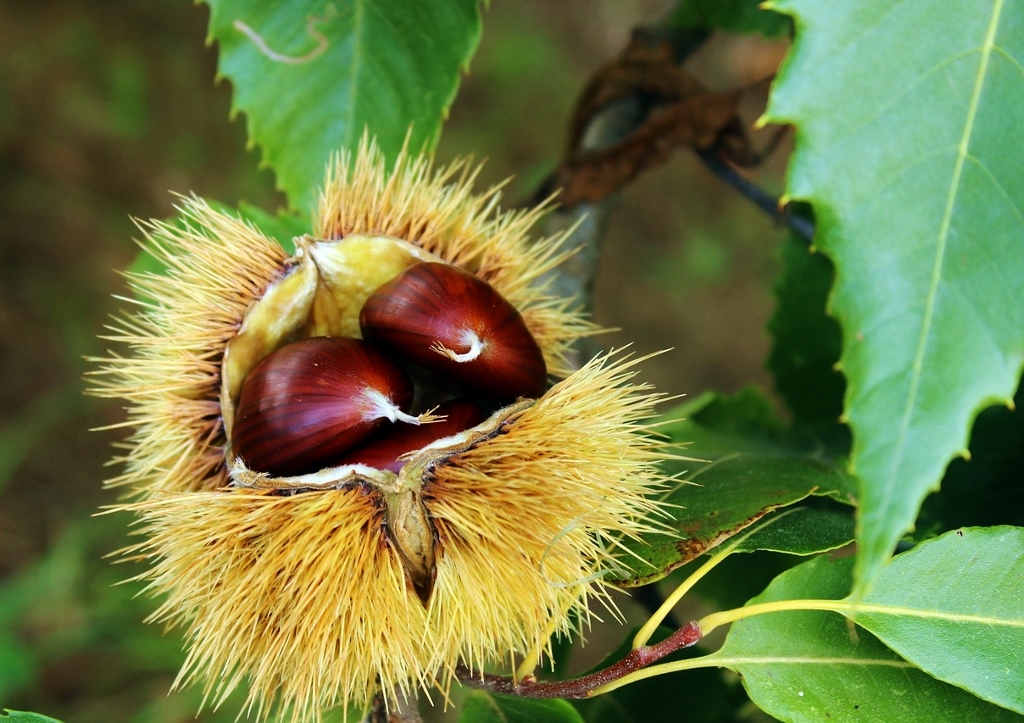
93, 137, 672, 721
426, 351, 671, 676
92, 137, 594, 496
120, 352, 670, 721
93, 204, 288, 493
124, 487, 426, 720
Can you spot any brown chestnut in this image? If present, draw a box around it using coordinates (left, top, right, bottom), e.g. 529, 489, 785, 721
359, 262, 547, 401
334, 398, 483, 473
231, 336, 427, 477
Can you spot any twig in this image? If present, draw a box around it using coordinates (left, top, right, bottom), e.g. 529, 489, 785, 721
696, 148, 814, 243
535, 26, 712, 369
456, 621, 703, 699
536, 22, 815, 344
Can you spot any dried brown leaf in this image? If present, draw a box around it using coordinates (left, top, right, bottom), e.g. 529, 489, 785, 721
552, 31, 770, 207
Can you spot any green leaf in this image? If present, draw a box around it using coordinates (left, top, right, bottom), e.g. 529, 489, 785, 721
205, 0, 484, 211
657, 388, 787, 461
459, 692, 584, 723
1, 712, 65, 723
852, 526, 1024, 713
767, 234, 848, 450
766, 0, 1024, 595
731, 504, 854, 556
648, 505, 853, 615
670, 0, 791, 37
708, 555, 1021, 722
612, 455, 854, 586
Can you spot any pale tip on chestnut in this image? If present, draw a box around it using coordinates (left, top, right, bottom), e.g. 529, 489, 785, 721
430, 331, 484, 364
362, 389, 444, 426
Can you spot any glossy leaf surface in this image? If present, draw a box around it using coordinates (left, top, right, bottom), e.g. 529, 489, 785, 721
767, 0, 1024, 595
612, 455, 853, 585
709, 555, 1020, 722
854, 526, 1024, 713
205, 0, 483, 210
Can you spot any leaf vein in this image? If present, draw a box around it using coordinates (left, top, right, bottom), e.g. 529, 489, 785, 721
991, 44, 1024, 77
836, 48, 983, 143
882, 0, 1004, 517
722, 655, 913, 668
342, 0, 367, 152
963, 153, 1024, 227
848, 603, 1024, 628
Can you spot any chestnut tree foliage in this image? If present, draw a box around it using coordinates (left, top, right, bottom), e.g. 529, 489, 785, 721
204, 0, 1022, 721
6, 1, 1009, 722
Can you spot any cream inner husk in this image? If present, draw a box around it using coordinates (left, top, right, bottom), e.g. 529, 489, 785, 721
218, 233, 536, 600
219, 233, 441, 442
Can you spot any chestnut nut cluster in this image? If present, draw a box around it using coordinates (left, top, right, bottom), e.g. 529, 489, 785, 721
95, 142, 673, 723
231, 261, 548, 478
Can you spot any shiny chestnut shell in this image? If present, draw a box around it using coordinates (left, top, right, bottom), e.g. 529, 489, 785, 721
335, 398, 483, 473
360, 262, 547, 401
231, 336, 415, 477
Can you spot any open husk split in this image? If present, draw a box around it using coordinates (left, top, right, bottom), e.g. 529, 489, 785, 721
93, 138, 671, 721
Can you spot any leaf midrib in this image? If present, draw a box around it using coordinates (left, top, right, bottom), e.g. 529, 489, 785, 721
341, 0, 367, 152
715, 654, 914, 667
880, 0, 1005, 514
848, 601, 1024, 627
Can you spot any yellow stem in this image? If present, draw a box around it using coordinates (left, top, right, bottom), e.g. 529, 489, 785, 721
632, 546, 733, 648
632, 507, 802, 648
516, 595, 576, 682
697, 598, 849, 637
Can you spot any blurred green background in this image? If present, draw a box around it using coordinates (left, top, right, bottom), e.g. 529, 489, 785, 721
0, 1, 788, 720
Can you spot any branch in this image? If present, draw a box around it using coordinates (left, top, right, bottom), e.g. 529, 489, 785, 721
695, 148, 815, 243
534, 26, 712, 369
456, 621, 703, 699
535, 22, 814, 370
